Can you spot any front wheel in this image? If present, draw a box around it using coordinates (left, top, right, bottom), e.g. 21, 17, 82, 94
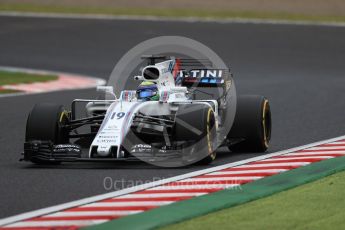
25, 103, 70, 164
174, 104, 217, 165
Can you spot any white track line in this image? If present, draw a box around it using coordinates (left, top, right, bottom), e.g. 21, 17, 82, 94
331, 141, 345, 144
5, 220, 107, 228
239, 162, 310, 167
81, 201, 173, 207
306, 146, 345, 150
1, 135, 345, 226
287, 152, 345, 156
181, 177, 262, 181
46, 211, 141, 217
116, 193, 207, 198
274, 156, 333, 160
208, 169, 287, 175
146, 184, 240, 190
290, 151, 345, 155
260, 156, 332, 161
1, 11, 345, 27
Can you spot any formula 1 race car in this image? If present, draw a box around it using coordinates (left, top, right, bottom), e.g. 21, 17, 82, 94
22, 55, 271, 166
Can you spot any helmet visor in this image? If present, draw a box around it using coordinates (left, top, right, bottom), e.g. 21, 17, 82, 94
138, 89, 157, 99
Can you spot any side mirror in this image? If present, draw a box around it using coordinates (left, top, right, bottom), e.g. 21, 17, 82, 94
96, 86, 116, 99
134, 75, 144, 81
171, 87, 188, 93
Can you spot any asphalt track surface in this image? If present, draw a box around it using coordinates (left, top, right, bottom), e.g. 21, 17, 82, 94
0, 16, 345, 219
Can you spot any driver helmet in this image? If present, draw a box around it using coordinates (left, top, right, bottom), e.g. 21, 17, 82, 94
136, 81, 159, 101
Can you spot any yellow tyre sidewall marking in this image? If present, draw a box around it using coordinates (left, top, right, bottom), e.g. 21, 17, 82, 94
262, 99, 269, 148
59, 110, 68, 123
206, 108, 216, 160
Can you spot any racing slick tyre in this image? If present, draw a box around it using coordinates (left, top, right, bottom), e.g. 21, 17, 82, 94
25, 103, 69, 164
228, 95, 271, 153
175, 104, 217, 165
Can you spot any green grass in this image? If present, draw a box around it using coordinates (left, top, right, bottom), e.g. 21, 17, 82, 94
161, 170, 345, 230
1, 3, 345, 23
0, 70, 58, 94
0, 89, 20, 94
0, 71, 57, 85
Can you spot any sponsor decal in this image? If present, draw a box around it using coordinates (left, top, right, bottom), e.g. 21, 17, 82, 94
160, 91, 170, 102
96, 139, 116, 143
175, 69, 227, 85
53, 144, 81, 153
168, 60, 175, 73
97, 135, 117, 139
177, 69, 224, 78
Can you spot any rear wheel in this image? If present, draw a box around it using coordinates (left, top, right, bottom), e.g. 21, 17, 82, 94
228, 95, 271, 152
175, 104, 217, 164
25, 103, 70, 164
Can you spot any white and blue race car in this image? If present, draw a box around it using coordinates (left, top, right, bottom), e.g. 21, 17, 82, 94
23, 55, 271, 166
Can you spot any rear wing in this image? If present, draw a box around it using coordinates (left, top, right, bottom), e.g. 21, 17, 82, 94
177, 68, 232, 87
140, 55, 233, 89
175, 59, 232, 88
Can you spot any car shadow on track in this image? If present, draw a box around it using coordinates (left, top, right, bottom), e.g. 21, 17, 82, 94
20, 148, 270, 170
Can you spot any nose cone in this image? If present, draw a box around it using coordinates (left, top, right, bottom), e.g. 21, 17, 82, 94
97, 145, 112, 157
